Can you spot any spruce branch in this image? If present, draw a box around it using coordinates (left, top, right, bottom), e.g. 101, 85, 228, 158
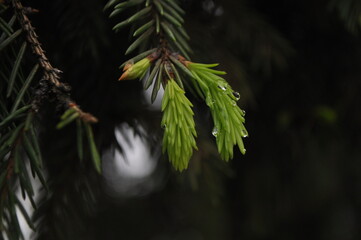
186, 60, 248, 161
9, 0, 67, 110
56, 103, 101, 173
0, 114, 43, 238
1, 1, 101, 237
10, 0, 97, 126
10, 0, 64, 90
9, 0, 100, 173
106, 0, 248, 170
161, 79, 197, 171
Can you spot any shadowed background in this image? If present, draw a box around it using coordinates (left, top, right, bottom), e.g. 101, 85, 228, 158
19, 0, 361, 239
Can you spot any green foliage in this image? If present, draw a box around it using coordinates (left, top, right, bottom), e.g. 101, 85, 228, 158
84, 122, 101, 173
161, 79, 197, 171
119, 57, 151, 80
1, 1, 101, 238
2, 0, 359, 239
106, 0, 191, 58
56, 107, 101, 173
105, 0, 248, 169
0, 6, 44, 239
56, 108, 80, 129
188, 62, 248, 161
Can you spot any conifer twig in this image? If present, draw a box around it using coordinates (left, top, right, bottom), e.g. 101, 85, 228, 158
10, 0, 97, 123
11, 0, 64, 89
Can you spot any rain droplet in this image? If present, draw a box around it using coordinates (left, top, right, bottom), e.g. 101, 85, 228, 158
212, 127, 218, 137
241, 130, 248, 138
232, 92, 240, 100
231, 101, 237, 106
242, 148, 247, 154
242, 110, 246, 116
218, 85, 226, 91
161, 124, 167, 129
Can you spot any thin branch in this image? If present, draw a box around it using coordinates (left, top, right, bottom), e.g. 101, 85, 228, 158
10, 0, 98, 123
11, 0, 65, 89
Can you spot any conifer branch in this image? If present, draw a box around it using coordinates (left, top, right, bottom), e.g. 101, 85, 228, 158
10, 0, 64, 90
8, 0, 99, 172
1, 1, 102, 236
161, 79, 197, 171
10, 0, 98, 126
106, 0, 249, 170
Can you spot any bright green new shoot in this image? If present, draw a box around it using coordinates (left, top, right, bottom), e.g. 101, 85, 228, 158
161, 79, 197, 171
188, 62, 248, 161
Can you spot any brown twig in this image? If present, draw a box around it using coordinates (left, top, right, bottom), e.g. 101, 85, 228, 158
10, 0, 97, 123
68, 102, 98, 123
11, 0, 65, 89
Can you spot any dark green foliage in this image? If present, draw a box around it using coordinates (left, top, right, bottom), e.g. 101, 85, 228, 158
1, 1, 100, 238
0, 5, 44, 239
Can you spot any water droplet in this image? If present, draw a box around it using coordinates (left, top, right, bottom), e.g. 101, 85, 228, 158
242, 110, 246, 116
161, 124, 167, 129
218, 85, 226, 91
231, 101, 237, 106
241, 129, 248, 138
243, 148, 246, 154
212, 127, 218, 137
232, 92, 240, 100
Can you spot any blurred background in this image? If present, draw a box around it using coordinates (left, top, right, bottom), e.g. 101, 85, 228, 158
22, 0, 361, 239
